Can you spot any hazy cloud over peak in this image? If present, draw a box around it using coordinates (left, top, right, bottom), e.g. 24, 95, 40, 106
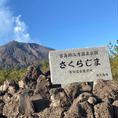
0, 0, 31, 45
14, 15, 31, 42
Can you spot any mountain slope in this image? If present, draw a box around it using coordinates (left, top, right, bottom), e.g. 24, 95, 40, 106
0, 41, 54, 68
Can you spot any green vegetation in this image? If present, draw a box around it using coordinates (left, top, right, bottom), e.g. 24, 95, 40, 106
40, 60, 49, 72
0, 66, 26, 85
0, 60, 49, 85
108, 40, 118, 81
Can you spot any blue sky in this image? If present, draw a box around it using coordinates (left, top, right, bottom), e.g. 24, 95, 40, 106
0, 0, 117, 49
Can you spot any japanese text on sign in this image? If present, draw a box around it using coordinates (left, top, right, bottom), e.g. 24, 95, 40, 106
59, 50, 98, 58
60, 58, 100, 69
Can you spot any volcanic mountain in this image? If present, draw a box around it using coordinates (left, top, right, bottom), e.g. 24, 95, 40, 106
0, 41, 53, 68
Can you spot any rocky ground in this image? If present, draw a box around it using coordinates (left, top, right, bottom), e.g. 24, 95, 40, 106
0, 65, 118, 118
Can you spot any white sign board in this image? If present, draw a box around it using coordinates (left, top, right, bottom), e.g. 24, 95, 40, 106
49, 47, 112, 85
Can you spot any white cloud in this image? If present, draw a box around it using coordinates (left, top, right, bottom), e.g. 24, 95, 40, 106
0, 0, 31, 45
14, 15, 31, 42
0, 0, 14, 44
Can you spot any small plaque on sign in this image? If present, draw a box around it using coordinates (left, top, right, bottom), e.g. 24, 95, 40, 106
49, 47, 112, 85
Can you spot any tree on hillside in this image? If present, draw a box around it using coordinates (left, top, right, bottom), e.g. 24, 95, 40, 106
0, 67, 26, 85
40, 60, 49, 72
108, 40, 118, 81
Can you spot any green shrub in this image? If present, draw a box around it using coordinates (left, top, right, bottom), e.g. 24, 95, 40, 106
40, 60, 49, 72
0, 67, 26, 85
108, 40, 118, 81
